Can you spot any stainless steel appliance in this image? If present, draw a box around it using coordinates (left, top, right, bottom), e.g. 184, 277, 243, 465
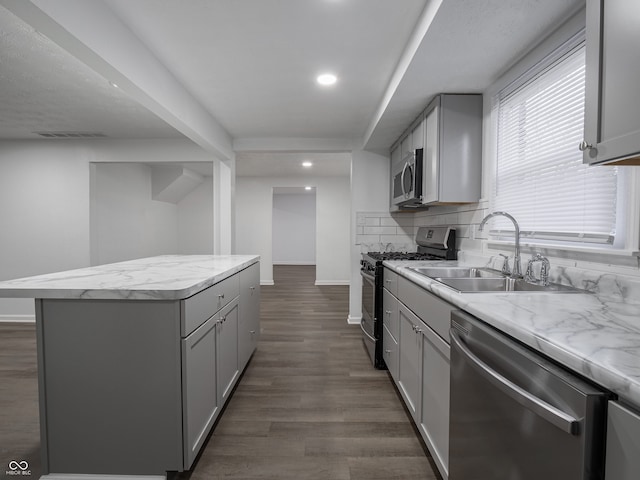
360, 226, 456, 368
449, 310, 611, 480
392, 148, 423, 207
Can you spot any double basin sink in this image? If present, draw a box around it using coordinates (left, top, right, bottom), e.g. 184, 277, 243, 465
407, 266, 587, 294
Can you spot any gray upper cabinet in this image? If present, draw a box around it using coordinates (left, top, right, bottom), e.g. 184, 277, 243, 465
421, 94, 483, 205
584, 0, 640, 165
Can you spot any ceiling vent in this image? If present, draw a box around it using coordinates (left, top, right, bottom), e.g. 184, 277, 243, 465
34, 132, 108, 138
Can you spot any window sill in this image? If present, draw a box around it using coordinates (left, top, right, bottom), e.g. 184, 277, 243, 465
486, 240, 640, 267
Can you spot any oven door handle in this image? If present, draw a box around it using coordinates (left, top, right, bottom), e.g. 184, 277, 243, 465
360, 319, 377, 343
450, 329, 580, 435
360, 269, 376, 283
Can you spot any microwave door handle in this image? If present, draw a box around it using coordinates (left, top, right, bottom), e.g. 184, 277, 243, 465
401, 162, 409, 197
450, 329, 580, 435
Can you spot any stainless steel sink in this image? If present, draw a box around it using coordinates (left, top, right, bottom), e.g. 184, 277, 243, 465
407, 266, 504, 279
434, 277, 588, 294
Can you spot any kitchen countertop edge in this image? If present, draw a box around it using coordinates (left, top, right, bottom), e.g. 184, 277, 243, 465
0, 255, 260, 301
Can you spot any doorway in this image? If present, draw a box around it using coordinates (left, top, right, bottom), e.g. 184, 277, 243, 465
272, 187, 316, 266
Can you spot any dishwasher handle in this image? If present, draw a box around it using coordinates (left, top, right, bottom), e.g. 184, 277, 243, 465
450, 329, 580, 435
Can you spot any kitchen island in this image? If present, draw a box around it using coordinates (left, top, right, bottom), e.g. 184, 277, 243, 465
0, 255, 260, 479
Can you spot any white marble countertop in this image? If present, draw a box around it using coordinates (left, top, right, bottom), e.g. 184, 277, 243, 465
384, 259, 640, 411
0, 255, 260, 301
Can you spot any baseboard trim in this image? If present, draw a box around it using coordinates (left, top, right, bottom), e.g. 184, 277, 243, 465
0, 314, 35, 323
260, 280, 275, 286
273, 262, 316, 265
347, 315, 362, 325
314, 280, 350, 286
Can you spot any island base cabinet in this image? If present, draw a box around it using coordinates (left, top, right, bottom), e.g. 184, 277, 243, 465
239, 262, 261, 370
217, 298, 240, 405
606, 401, 640, 479
182, 315, 219, 470
36, 299, 184, 475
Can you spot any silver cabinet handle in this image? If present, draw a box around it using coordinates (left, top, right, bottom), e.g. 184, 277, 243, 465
579, 140, 594, 151
450, 329, 579, 435
385, 278, 393, 283
359, 320, 377, 343
385, 349, 392, 354
415, 327, 422, 334
250, 330, 256, 334
385, 310, 392, 315
249, 286, 256, 291
218, 293, 225, 299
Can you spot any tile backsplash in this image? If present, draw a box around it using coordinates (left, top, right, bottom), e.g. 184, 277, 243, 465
356, 203, 487, 253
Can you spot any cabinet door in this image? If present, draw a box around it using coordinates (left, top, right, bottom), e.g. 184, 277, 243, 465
584, 0, 640, 164
383, 324, 399, 381
397, 304, 422, 423
606, 401, 640, 480
182, 315, 219, 469
420, 325, 450, 478
382, 288, 399, 342
422, 102, 440, 204
239, 263, 260, 370
412, 117, 425, 150
217, 298, 240, 405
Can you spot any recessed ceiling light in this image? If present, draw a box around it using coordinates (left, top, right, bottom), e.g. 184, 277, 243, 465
305, 186, 313, 191
302, 161, 313, 168
316, 73, 337, 86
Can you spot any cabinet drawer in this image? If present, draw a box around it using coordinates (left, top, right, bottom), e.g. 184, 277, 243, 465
382, 288, 399, 341
383, 268, 398, 296
398, 276, 452, 342
182, 274, 240, 337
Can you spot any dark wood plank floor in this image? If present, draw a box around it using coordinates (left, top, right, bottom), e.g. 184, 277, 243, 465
0, 265, 441, 480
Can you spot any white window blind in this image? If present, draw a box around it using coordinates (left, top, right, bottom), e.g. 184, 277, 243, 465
493, 41, 618, 245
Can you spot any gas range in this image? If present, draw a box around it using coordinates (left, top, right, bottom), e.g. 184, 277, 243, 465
360, 226, 457, 369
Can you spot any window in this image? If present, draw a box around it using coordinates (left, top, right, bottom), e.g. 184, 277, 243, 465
492, 35, 619, 246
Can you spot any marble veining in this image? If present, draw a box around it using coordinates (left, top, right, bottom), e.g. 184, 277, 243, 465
0, 255, 259, 300
384, 258, 640, 410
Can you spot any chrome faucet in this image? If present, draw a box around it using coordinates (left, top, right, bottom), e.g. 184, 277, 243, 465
478, 211, 522, 278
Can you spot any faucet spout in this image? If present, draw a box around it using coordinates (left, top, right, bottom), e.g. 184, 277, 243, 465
478, 211, 522, 278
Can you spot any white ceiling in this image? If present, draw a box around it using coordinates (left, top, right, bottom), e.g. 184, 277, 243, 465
0, 0, 585, 163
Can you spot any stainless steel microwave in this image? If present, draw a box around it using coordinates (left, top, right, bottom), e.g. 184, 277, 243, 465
392, 148, 423, 207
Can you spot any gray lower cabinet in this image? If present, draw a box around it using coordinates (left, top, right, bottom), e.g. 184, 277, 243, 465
384, 269, 452, 479
606, 401, 640, 479
584, 0, 640, 165
217, 298, 240, 405
239, 262, 261, 370
419, 322, 450, 477
398, 303, 422, 423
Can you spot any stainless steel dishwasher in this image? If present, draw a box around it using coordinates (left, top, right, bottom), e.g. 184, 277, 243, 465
449, 310, 611, 480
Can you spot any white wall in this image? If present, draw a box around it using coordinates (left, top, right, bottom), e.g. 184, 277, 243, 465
0, 141, 91, 321
236, 176, 350, 286
178, 180, 214, 254
91, 163, 179, 265
0, 138, 216, 321
273, 193, 316, 265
